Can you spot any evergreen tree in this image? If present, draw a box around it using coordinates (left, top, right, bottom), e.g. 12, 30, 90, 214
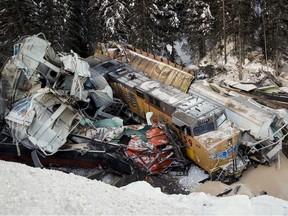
127, 0, 156, 53
185, 0, 214, 61
0, 0, 38, 63
231, 1, 256, 67
37, 0, 68, 52
259, 0, 288, 71
64, 0, 93, 57
100, 0, 130, 42
1, 0, 287, 67
87, 0, 102, 44
153, 0, 181, 60
199, 0, 257, 67
128, 0, 180, 59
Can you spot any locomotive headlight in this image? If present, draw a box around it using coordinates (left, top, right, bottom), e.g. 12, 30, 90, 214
228, 139, 232, 146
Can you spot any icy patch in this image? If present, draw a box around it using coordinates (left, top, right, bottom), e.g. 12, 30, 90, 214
178, 165, 209, 193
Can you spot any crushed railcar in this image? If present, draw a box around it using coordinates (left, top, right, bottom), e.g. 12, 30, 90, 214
189, 81, 288, 166
0, 34, 189, 188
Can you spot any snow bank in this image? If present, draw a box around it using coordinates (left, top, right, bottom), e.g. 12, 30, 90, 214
0, 160, 287, 215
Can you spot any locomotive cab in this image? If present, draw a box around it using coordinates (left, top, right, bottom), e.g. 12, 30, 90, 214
171, 100, 226, 137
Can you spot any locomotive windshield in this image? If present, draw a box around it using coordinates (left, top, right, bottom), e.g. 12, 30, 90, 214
193, 122, 215, 136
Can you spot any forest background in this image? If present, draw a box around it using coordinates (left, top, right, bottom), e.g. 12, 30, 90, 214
0, 0, 288, 72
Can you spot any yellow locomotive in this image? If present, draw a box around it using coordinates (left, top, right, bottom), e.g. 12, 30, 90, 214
92, 57, 247, 182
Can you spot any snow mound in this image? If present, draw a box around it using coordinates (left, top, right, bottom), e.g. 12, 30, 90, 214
0, 160, 288, 215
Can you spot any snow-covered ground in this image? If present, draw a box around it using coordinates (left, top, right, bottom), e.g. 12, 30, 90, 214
179, 39, 281, 86
0, 160, 288, 215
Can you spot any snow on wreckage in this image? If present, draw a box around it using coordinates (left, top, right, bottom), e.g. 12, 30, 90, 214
91, 42, 288, 183
0, 34, 287, 193
0, 34, 189, 193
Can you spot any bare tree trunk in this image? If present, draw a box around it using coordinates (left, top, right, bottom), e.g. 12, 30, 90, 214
238, 1, 242, 80
222, 0, 227, 64
262, 8, 268, 66
275, 15, 279, 75
199, 35, 206, 59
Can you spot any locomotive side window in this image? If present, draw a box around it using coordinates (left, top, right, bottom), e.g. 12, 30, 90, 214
186, 127, 191, 136
136, 90, 144, 99
148, 96, 154, 104
181, 126, 191, 136
161, 103, 175, 115
154, 99, 160, 108
147, 95, 162, 110
216, 113, 226, 127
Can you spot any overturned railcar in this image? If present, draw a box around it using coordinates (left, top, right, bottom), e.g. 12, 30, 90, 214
91, 58, 248, 182
111, 45, 288, 170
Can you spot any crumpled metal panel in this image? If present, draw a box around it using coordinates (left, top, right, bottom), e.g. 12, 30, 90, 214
60, 52, 90, 77
90, 86, 114, 108
128, 53, 194, 93
17, 35, 50, 75
17, 34, 60, 74
5, 97, 35, 126
60, 51, 91, 100
5, 90, 80, 155
1, 57, 42, 104
189, 81, 282, 140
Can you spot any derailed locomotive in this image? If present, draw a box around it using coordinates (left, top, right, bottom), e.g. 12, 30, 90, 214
2, 34, 287, 186
91, 58, 248, 182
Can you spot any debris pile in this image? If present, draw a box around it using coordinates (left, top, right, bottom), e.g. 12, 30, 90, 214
125, 124, 178, 173
0, 34, 189, 193
1, 34, 288, 194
